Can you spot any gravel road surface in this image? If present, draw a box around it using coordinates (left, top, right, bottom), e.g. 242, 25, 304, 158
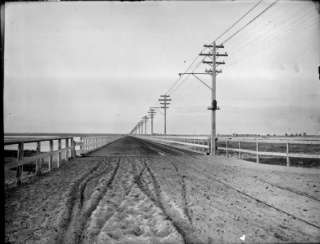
5, 136, 320, 243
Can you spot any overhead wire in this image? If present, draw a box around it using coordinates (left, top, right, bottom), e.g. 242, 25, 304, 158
132, 0, 281, 131
215, 0, 264, 42
166, 0, 269, 96
227, 7, 318, 65
222, 0, 279, 44
228, 4, 315, 59
169, 59, 204, 94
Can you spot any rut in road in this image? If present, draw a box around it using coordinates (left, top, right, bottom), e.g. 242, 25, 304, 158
138, 139, 194, 224
55, 157, 120, 244
257, 178, 320, 202
81, 157, 139, 243
81, 156, 185, 244
54, 159, 103, 242
141, 137, 320, 232
169, 159, 193, 224
181, 160, 320, 231
133, 157, 207, 244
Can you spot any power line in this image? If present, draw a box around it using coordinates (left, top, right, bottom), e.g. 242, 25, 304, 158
222, 0, 279, 44
215, 0, 264, 42
227, 8, 318, 65
166, 47, 207, 94
169, 60, 203, 94
162, 1, 269, 98
228, 5, 315, 59
132, 0, 280, 133
166, 1, 268, 96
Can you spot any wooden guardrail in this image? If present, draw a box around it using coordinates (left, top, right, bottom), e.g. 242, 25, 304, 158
4, 134, 123, 186
4, 136, 75, 185
137, 135, 320, 166
136, 135, 211, 154
218, 137, 320, 166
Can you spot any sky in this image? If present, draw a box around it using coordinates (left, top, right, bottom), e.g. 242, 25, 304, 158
4, 0, 320, 135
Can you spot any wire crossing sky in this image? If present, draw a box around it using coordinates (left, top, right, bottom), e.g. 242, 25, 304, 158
4, 1, 320, 135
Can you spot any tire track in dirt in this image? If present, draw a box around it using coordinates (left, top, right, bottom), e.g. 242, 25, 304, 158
86, 156, 184, 243
76, 158, 121, 243
137, 139, 207, 243
184, 162, 320, 231
79, 157, 113, 207
257, 178, 320, 202
139, 158, 206, 244
54, 159, 103, 243
138, 139, 194, 225
138, 138, 320, 241
169, 159, 193, 224
84, 156, 151, 243
56, 157, 120, 244
82, 156, 136, 243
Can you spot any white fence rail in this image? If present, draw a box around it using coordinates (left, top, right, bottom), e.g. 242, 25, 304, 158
4, 134, 123, 186
218, 137, 320, 166
136, 135, 210, 154
137, 135, 320, 166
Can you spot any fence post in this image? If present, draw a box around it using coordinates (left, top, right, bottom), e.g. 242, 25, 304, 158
286, 143, 290, 167
58, 139, 61, 168
16, 142, 24, 185
256, 141, 259, 163
66, 138, 70, 160
226, 140, 228, 157
88, 137, 91, 151
238, 141, 241, 159
71, 138, 76, 159
35, 141, 41, 176
79, 137, 83, 154
49, 140, 53, 171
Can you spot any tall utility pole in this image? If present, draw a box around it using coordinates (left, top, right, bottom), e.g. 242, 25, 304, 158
139, 121, 142, 134
158, 95, 171, 135
179, 41, 227, 155
143, 115, 148, 134
148, 108, 156, 135
202, 42, 227, 154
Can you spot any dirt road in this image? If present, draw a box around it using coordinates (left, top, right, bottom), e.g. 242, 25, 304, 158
5, 136, 320, 243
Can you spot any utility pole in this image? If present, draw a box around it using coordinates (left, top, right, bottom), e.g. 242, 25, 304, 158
148, 108, 156, 135
143, 115, 148, 134
158, 95, 171, 135
139, 121, 142, 134
179, 41, 227, 155
202, 42, 227, 154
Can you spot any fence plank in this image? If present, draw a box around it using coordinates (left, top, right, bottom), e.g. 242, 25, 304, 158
49, 140, 53, 171
58, 139, 62, 168
286, 143, 290, 167
16, 142, 24, 185
35, 141, 41, 176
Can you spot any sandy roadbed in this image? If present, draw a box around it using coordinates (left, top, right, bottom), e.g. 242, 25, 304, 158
5, 136, 320, 243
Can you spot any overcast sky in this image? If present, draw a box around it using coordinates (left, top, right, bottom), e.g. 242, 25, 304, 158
4, 0, 320, 135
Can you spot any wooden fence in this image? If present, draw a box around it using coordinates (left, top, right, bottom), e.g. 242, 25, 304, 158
136, 135, 210, 154
137, 135, 320, 166
218, 137, 320, 166
4, 135, 123, 186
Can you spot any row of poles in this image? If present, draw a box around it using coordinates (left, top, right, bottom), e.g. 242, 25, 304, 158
130, 41, 227, 155
129, 94, 171, 135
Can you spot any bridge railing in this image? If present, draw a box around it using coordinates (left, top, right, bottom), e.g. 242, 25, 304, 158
218, 137, 320, 166
4, 134, 123, 186
136, 135, 320, 166
135, 134, 211, 154
78, 135, 123, 154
